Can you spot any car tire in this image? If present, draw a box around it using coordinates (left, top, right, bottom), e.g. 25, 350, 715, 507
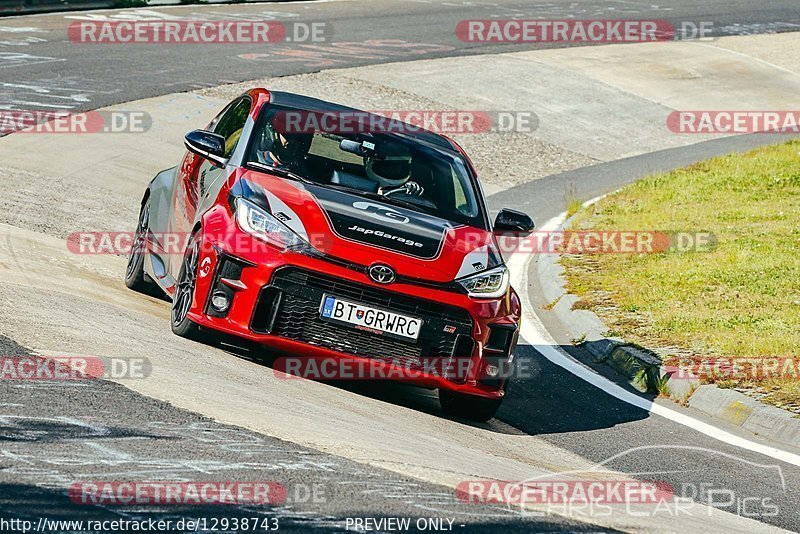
171, 232, 212, 343
125, 196, 162, 297
439, 389, 503, 422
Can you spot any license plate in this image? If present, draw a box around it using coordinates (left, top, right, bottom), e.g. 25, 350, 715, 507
319, 295, 423, 341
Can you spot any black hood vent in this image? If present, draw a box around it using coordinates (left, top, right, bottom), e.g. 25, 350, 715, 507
307, 184, 451, 259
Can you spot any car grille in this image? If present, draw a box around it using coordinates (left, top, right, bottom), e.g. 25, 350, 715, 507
252, 267, 474, 371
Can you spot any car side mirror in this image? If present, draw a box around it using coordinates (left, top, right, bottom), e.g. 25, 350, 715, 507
494, 208, 535, 235
184, 129, 227, 168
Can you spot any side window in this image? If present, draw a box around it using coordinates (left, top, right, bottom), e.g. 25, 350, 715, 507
213, 98, 251, 157
450, 161, 479, 217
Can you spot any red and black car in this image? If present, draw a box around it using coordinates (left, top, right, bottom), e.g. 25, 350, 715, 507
125, 89, 534, 421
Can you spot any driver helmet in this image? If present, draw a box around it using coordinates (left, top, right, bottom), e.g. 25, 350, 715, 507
365, 154, 412, 188
268, 130, 312, 166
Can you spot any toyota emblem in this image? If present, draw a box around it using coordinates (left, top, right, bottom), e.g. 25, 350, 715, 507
368, 264, 396, 284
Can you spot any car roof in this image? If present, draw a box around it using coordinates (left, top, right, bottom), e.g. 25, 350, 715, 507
266, 90, 459, 152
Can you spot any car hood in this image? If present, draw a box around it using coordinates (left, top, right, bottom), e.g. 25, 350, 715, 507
236, 171, 501, 283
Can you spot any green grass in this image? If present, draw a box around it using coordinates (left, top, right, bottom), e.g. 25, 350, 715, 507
564, 183, 583, 218
562, 140, 800, 406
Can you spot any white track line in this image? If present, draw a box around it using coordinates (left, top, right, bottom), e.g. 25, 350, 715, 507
509, 202, 800, 468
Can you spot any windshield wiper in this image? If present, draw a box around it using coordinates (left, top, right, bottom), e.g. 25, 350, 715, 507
323, 183, 433, 214
247, 162, 309, 183
377, 194, 432, 213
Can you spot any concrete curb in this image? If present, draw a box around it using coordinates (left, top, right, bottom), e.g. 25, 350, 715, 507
689, 386, 800, 446
538, 209, 800, 451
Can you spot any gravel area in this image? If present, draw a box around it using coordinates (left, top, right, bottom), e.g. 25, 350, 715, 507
709, 31, 800, 74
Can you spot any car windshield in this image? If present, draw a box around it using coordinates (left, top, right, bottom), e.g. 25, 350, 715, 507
245, 104, 486, 228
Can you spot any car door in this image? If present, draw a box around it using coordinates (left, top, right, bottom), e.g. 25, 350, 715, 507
170, 96, 252, 278
197, 96, 251, 212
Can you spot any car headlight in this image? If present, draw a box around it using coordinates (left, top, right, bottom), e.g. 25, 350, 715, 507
235, 197, 306, 250
456, 266, 510, 298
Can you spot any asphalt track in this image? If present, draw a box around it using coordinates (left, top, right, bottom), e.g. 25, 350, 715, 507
0, 336, 603, 533
494, 133, 800, 532
2, 1, 800, 532
0, 0, 799, 113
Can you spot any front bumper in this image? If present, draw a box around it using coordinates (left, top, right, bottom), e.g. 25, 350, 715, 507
187, 215, 521, 399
